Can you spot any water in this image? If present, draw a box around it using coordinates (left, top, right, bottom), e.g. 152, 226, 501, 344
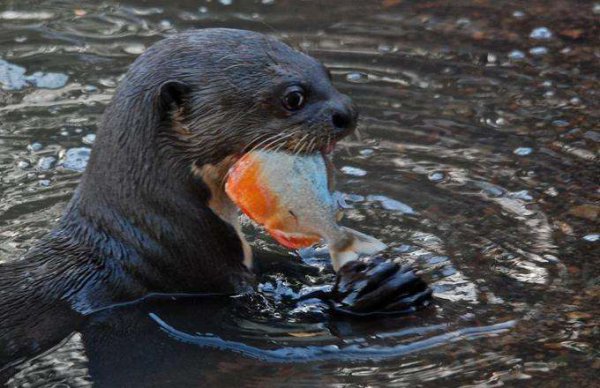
0, 0, 598, 386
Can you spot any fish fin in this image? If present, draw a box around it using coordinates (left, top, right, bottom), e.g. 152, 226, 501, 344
329, 227, 388, 272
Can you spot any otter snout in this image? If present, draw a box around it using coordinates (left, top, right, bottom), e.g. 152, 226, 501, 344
330, 94, 358, 138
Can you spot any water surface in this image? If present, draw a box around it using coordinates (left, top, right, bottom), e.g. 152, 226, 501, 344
0, 0, 598, 386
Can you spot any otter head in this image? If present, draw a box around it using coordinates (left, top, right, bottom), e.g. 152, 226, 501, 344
153, 28, 357, 167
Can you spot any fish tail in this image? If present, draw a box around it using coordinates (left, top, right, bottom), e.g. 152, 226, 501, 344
329, 227, 387, 271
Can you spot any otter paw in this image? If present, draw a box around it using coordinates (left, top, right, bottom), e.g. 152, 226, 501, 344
329, 257, 433, 316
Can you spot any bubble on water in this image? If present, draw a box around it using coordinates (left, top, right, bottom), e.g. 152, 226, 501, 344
377, 43, 395, 53
219, 0, 233, 5
476, 182, 505, 197
367, 195, 415, 214
60, 130, 69, 136
341, 166, 367, 176
346, 72, 369, 83
514, 147, 533, 156
582, 234, 599, 242
552, 119, 569, 127
25, 72, 68, 89
82, 134, 96, 145
530, 27, 553, 40
456, 18, 471, 26
123, 44, 146, 55
37, 156, 57, 171
512, 10, 525, 18
508, 50, 526, 60
99, 78, 117, 88
59, 147, 91, 172
159, 20, 172, 29
27, 142, 43, 152
258, 278, 298, 301
569, 97, 581, 105
510, 190, 533, 201
394, 244, 416, 253
529, 47, 548, 56
428, 171, 445, 182
83, 85, 97, 93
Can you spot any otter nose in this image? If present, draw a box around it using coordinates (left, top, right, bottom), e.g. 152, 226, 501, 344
331, 97, 358, 134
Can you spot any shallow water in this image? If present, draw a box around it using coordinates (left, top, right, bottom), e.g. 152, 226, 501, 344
0, 0, 598, 386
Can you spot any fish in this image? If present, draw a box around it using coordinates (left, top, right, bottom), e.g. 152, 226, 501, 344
225, 150, 387, 271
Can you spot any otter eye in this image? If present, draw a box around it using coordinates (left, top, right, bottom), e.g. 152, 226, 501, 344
282, 86, 306, 111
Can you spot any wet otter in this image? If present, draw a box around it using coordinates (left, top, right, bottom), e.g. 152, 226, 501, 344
0, 29, 430, 369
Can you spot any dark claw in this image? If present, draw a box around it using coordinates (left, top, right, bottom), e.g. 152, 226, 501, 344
327, 257, 433, 317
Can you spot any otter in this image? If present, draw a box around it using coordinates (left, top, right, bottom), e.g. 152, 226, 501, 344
0, 29, 431, 370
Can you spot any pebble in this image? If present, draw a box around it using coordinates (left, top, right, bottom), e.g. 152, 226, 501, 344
59, 147, 91, 172
17, 160, 30, 169
367, 195, 415, 214
346, 72, 369, 83
514, 147, 533, 156
582, 234, 599, 242
341, 166, 367, 176
529, 47, 548, 56
530, 27, 553, 40
27, 142, 43, 152
508, 50, 526, 60
37, 156, 56, 171
82, 133, 96, 145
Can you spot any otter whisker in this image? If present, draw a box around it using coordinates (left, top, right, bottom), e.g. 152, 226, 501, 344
293, 133, 310, 157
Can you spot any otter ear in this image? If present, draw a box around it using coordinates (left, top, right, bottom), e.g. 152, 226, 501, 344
157, 80, 191, 112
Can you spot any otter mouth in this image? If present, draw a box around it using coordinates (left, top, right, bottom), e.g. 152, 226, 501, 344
242, 132, 342, 158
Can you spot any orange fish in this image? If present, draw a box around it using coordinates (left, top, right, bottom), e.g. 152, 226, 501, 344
225, 150, 387, 271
